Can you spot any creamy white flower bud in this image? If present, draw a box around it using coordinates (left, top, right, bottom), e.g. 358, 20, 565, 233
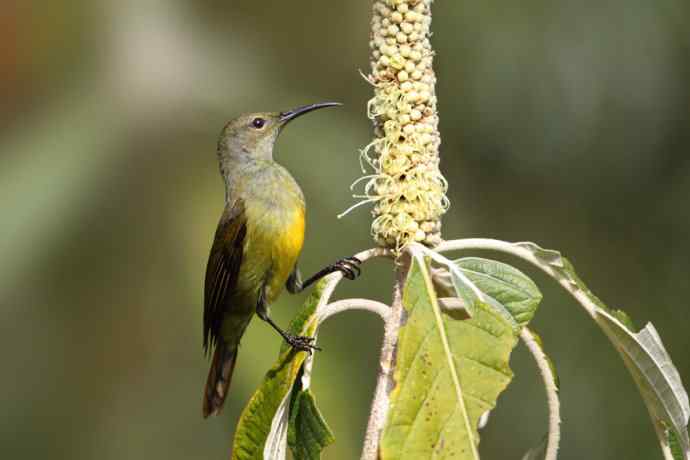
405, 11, 418, 23
352, 0, 446, 251
400, 80, 413, 92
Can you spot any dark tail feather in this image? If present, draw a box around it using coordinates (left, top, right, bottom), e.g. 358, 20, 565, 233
203, 342, 238, 418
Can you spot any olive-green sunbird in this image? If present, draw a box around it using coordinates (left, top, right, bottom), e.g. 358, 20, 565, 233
202, 102, 361, 418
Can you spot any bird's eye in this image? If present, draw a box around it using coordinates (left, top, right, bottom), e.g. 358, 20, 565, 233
251, 118, 266, 129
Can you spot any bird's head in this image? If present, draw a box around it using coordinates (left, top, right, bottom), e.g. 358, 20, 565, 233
217, 102, 341, 164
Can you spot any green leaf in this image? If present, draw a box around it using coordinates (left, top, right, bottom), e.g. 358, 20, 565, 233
231, 281, 325, 460
456, 257, 542, 329
288, 387, 335, 460
380, 255, 519, 459
517, 242, 689, 458
594, 309, 690, 458
668, 425, 690, 460
432, 257, 542, 333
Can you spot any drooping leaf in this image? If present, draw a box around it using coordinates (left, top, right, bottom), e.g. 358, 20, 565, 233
516, 241, 689, 458
594, 309, 690, 458
231, 281, 325, 460
263, 392, 291, 460
516, 242, 634, 329
668, 425, 690, 460
380, 254, 520, 459
288, 387, 335, 460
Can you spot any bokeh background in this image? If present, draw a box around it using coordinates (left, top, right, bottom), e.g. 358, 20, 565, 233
2, 1, 689, 459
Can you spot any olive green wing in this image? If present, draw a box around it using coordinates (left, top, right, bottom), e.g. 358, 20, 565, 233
203, 199, 247, 354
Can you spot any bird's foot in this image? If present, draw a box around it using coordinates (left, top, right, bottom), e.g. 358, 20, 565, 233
335, 256, 362, 280
285, 333, 321, 353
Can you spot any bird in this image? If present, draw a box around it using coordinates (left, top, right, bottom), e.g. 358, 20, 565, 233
202, 102, 362, 418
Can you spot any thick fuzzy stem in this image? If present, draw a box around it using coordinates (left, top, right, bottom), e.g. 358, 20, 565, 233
361, 260, 408, 459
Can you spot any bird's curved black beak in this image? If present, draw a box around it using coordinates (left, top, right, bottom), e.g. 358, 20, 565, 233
279, 102, 341, 124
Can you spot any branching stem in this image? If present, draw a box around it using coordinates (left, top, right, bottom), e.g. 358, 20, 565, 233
313, 247, 393, 312
291, 247, 400, 459
299, 247, 392, 391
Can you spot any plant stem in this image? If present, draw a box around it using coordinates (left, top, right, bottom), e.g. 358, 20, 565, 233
300, 247, 392, 390
317, 298, 390, 323
521, 327, 561, 460
361, 260, 408, 460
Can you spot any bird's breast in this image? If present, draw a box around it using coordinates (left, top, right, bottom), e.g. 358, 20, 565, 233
240, 192, 306, 303
278, 205, 306, 257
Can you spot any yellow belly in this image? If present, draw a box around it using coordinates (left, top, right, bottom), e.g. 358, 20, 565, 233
265, 206, 305, 302
237, 202, 305, 305
279, 207, 306, 260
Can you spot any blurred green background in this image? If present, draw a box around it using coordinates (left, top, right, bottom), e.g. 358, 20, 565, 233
2, 1, 689, 459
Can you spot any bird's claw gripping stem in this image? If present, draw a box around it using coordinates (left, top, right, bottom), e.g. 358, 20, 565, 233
285, 333, 321, 353
335, 256, 362, 280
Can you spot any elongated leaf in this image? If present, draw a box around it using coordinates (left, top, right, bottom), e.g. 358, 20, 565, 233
595, 309, 690, 458
380, 255, 520, 459
263, 392, 291, 460
517, 242, 690, 458
288, 387, 335, 460
516, 242, 635, 328
668, 426, 690, 460
231, 281, 326, 460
